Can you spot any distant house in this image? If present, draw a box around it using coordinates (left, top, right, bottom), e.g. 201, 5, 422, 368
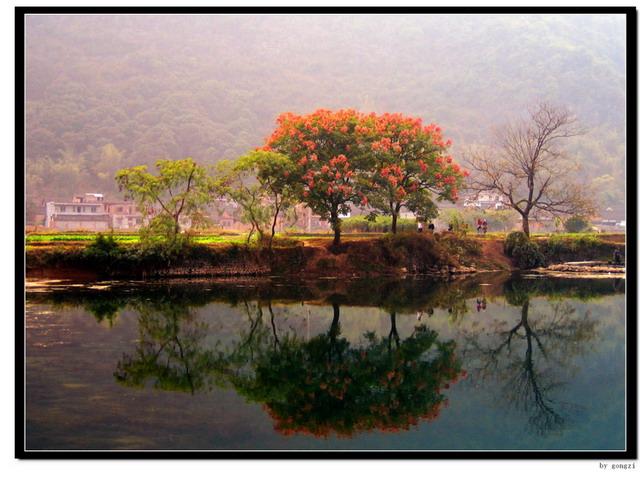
463, 193, 505, 210
593, 206, 626, 231
282, 205, 329, 233
44, 193, 143, 232
106, 202, 144, 231
45, 193, 111, 231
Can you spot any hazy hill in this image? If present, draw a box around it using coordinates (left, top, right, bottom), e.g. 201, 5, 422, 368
24, 14, 626, 220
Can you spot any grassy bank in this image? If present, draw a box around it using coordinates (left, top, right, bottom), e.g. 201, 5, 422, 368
26, 232, 485, 279
25, 231, 625, 279
532, 233, 625, 263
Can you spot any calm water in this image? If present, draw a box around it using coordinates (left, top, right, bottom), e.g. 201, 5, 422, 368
24, 273, 626, 451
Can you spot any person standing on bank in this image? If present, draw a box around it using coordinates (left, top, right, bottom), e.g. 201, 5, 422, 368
417, 221, 423, 233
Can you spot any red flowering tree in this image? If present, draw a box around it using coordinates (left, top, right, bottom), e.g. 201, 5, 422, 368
263, 109, 369, 246
358, 113, 468, 233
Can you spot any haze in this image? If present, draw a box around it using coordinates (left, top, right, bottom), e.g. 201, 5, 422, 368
25, 14, 626, 220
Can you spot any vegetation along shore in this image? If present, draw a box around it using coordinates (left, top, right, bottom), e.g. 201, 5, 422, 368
26, 231, 625, 280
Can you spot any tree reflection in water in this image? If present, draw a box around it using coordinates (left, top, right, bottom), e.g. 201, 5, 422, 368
31, 275, 618, 439
113, 301, 223, 394
459, 281, 598, 436
108, 295, 461, 438
226, 302, 461, 438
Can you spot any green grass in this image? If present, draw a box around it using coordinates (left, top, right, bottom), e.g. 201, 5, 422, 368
26, 233, 245, 245
25, 230, 624, 246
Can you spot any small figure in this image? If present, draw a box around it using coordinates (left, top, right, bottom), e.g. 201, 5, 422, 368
448, 223, 454, 232
476, 218, 482, 234
428, 222, 435, 233
614, 248, 622, 265
482, 219, 488, 234
426, 307, 434, 317
417, 222, 423, 233
476, 298, 482, 312
481, 297, 487, 310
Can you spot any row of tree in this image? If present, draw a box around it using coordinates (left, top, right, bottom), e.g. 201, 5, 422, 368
116, 110, 468, 246
26, 15, 626, 219
116, 104, 595, 245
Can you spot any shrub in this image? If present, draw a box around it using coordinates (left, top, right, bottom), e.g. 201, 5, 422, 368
341, 215, 417, 233
511, 242, 546, 269
504, 231, 529, 256
564, 216, 591, 233
342, 215, 371, 232
504, 231, 546, 269
84, 233, 119, 255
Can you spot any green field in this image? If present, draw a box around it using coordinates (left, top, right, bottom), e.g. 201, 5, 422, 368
24, 230, 625, 247
25, 233, 245, 245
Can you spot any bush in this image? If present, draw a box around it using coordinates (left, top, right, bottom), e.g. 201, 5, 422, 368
82, 233, 122, 269
504, 231, 529, 256
564, 216, 591, 233
504, 231, 546, 269
341, 215, 416, 233
511, 242, 546, 269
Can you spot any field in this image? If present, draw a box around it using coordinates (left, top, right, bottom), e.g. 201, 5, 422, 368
25, 232, 245, 246
25, 231, 626, 247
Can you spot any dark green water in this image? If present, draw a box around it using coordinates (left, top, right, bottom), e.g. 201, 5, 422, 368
25, 273, 626, 451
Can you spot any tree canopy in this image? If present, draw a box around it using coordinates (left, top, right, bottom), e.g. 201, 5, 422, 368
115, 158, 211, 241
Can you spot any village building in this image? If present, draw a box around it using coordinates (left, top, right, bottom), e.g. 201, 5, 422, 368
106, 202, 144, 231
463, 193, 506, 210
282, 205, 330, 233
45, 193, 111, 231
44, 193, 143, 231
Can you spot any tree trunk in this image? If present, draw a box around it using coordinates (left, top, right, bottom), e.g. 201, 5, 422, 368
174, 214, 180, 236
391, 203, 402, 234
269, 199, 281, 251
522, 214, 530, 236
330, 211, 341, 246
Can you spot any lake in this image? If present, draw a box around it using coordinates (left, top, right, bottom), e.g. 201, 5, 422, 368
24, 273, 626, 451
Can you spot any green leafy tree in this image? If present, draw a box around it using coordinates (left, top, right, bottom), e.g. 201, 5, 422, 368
115, 158, 212, 243
213, 159, 273, 245
234, 151, 298, 249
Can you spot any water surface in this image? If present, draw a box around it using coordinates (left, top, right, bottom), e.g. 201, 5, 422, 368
25, 274, 626, 451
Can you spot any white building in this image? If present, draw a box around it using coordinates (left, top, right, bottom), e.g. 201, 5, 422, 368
45, 194, 111, 231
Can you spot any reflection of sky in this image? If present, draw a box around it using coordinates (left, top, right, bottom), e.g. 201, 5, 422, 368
25, 288, 626, 451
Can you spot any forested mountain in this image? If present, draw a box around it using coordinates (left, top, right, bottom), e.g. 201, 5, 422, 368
25, 14, 626, 220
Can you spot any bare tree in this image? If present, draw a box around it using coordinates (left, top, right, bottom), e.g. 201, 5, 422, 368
465, 103, 595, 235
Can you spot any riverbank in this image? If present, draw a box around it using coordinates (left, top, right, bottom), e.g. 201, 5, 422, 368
26, 233, 488, 279
25, 232, 625, 280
